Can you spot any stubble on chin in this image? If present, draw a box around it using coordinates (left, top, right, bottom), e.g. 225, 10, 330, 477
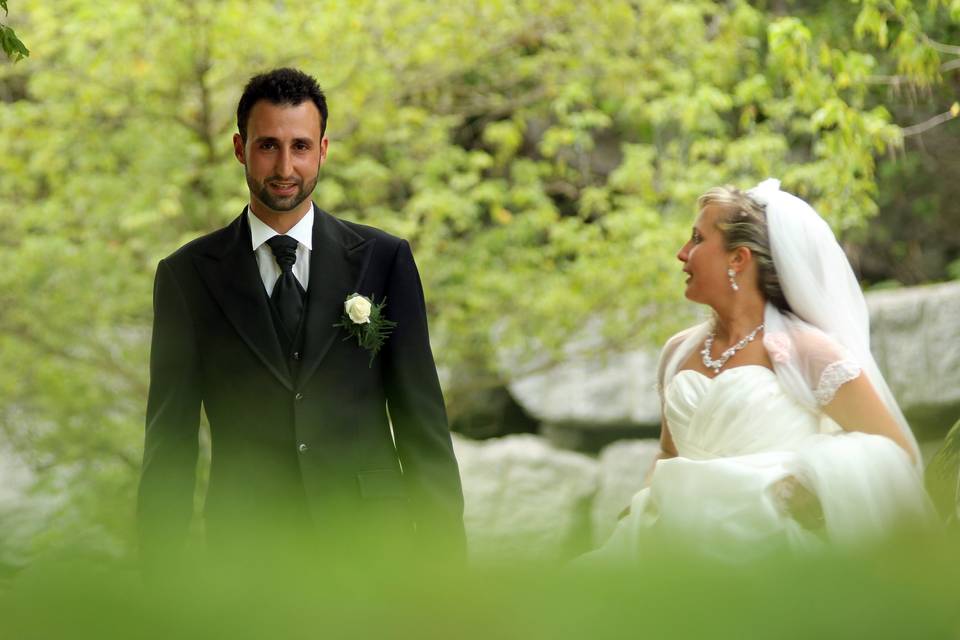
246, 170, 320, 214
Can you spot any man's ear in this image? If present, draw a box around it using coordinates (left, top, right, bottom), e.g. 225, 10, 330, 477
319, 136, 329, 166
233, 133, 246, 164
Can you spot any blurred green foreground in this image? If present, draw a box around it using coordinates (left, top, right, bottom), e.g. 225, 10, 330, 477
0, 529, 958, 640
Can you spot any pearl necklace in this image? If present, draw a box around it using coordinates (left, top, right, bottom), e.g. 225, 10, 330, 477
701, 323, 765, 375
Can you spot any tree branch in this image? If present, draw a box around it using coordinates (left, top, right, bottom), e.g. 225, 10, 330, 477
901, 106, 960, 137
942, 59, 960, 73
866, 59, 960, 86
865, 75, 908, 86
923, 37, 960, 57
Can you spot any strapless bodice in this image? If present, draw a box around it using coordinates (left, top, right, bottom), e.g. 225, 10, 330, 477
665, 365, 821, 460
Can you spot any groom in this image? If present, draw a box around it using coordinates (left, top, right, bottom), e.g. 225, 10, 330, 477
137, 68, 465, 569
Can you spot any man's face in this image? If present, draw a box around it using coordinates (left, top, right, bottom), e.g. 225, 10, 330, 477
233, 100, 328, 216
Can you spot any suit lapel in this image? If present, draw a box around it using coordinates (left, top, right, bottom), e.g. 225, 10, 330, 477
194, 211, 294, 391
297, 206, 375, 388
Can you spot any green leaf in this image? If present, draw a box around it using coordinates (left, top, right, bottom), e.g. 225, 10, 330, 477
1, 24, 29, 61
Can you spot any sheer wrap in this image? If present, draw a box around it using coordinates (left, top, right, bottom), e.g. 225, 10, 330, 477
752, 179, 920, 465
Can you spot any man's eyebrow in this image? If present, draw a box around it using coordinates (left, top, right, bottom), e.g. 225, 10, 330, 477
251, 136, 314, 145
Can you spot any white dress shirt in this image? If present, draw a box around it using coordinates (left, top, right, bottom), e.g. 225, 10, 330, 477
247, 205, 314, 297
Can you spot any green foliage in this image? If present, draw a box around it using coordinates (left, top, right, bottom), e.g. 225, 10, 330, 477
855, 0, 951, 83
0, 0, 957, 557
861, 145, 960, 286
1, 534, 960, 640
925, 416, 960, 524
0, 1, 29, 62
949, 259, 960, 281
0, 25, 28, 61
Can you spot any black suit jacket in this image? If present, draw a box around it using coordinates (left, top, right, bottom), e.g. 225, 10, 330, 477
137, 206, 465, 565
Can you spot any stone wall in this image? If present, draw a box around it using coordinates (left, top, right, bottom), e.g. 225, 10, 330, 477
867, 281, 960, 435
508, 281, 960, 446
455, 430, 959, 562
453, 433, 660, 562
478, 282, 960, 561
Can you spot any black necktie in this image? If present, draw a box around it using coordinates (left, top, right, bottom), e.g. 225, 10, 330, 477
266, 235, 305, 339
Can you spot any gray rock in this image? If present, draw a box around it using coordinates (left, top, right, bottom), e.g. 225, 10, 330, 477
867, 281, 960, 416
591, 439, 661, 546
452, 433, 598, 562
507, 349, 661, 427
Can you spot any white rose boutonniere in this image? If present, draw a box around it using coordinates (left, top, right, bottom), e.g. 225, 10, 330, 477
344, 295, 372, 324
334, 293, 397, 367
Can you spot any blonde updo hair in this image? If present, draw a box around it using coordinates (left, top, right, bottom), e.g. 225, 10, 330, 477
697, 185, 792, 313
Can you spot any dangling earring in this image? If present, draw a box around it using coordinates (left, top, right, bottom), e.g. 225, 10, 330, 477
727, 268, 739, 291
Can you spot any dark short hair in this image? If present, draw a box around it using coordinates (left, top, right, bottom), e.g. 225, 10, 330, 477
236, 68, 328, 142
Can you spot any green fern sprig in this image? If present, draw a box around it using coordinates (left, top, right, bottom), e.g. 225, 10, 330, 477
333, 293, 397, 367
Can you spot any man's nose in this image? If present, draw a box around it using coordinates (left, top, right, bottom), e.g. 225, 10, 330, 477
275, 147, 293, 177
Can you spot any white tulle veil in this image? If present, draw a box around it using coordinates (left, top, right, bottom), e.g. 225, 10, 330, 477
659, 179, 920, 466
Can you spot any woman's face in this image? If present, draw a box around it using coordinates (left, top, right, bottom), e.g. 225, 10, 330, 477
676, 204, 732, 305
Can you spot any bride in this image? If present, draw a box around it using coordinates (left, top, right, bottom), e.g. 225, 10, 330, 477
589, 179, 935, 561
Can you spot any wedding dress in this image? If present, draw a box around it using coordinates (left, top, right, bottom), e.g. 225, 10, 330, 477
589, 363, 932, 563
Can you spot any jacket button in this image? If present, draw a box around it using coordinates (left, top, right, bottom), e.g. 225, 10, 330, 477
298, 443, 308, 453
295, 392, 304, 400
